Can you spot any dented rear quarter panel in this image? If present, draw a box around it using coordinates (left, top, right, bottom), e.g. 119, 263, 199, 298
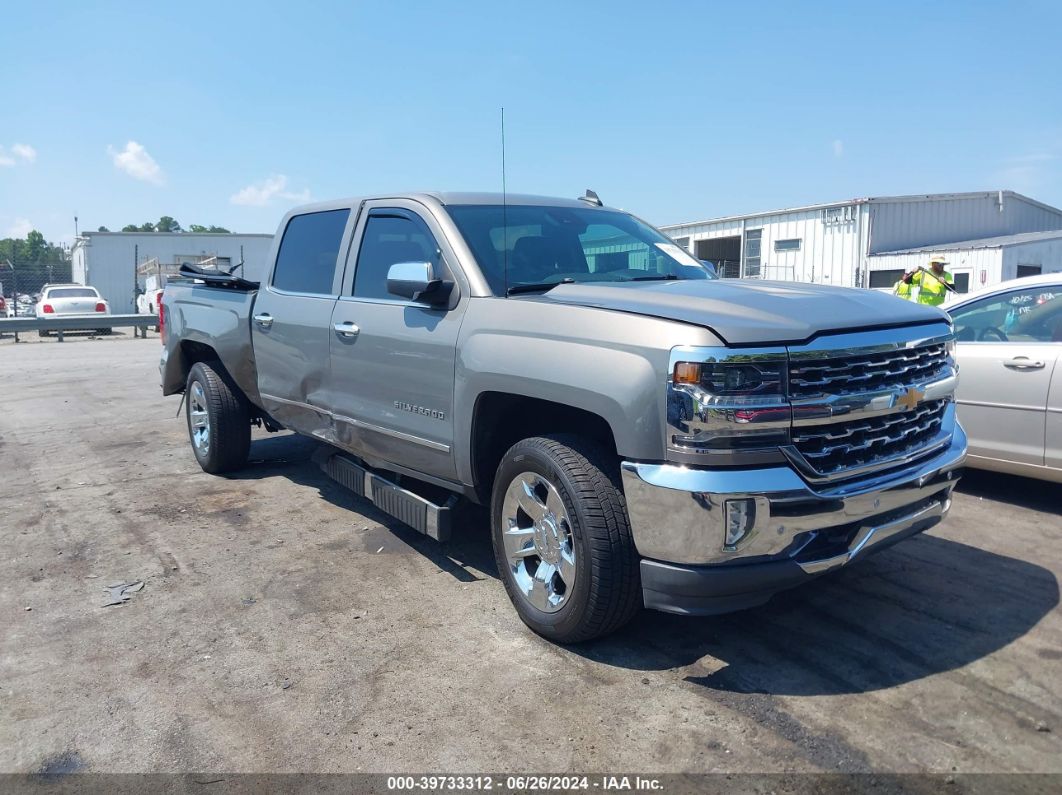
160, 283, 263, 407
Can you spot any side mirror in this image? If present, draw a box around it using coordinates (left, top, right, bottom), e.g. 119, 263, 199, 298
387, 261, 449, 305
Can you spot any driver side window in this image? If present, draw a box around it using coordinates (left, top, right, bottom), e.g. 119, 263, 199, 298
352, 212, 441, 301
952, 287, 1062, 343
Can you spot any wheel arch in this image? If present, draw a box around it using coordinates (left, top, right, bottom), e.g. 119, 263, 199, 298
469, 391, 619, 504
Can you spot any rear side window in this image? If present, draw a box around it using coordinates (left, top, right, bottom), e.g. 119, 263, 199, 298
353, 213, 440, 300
271, 209, 350, 295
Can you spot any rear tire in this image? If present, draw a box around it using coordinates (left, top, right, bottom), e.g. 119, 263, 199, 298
490, 435, 641, 643
185, 361, 250, 474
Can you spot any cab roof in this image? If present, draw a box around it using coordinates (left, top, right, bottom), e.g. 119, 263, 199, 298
284, 192, 615, 215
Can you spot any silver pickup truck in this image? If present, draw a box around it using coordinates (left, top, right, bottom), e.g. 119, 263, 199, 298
161, 191, 966, 643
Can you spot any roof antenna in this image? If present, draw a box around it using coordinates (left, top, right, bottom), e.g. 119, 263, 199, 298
501, 107, 509, 296
579, 189, 602, 207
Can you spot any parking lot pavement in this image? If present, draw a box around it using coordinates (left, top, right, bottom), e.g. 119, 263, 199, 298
0, 336, 1060, 775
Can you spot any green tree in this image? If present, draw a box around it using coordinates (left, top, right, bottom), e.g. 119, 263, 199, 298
155, 216, 182, 233
0, 230, 72, 295
188, 224, 231, 233
208, 225, 230, 233
24, 230, 47, 262
97, 226, 110, 232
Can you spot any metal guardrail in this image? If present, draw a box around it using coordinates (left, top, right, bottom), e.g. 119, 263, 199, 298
0, 313, 158, 341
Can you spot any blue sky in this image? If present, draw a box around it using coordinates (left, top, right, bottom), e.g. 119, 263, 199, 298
3, 0, 1061, 243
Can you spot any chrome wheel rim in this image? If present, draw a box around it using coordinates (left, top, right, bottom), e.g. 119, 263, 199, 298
501, 472, 576, 613
189, 381, 210, 457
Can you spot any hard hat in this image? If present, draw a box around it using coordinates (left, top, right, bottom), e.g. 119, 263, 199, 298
929, 255, 949, 266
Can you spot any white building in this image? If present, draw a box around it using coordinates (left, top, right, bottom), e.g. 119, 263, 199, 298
660, 190, 1062, 294
865, 230, 1062, 293
70, 231, 274, 313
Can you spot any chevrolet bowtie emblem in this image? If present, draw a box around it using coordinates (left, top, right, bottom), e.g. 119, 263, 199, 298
897, 386, 925, 411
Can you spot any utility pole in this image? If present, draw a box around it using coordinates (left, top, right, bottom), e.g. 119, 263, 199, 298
134, 244, 139, 314
74, 215, 79, 239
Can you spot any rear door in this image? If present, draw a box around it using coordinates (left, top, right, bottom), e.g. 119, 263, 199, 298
1047, 356, 1062, 474
250, 207, 355, 437
327, 201, 466, 481
952, 284, 1062, 466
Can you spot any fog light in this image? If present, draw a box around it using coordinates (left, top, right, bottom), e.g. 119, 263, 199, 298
724, 498, 756, 549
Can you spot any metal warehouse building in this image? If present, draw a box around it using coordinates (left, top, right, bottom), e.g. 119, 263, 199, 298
865, 229, 1062, 293
660, 190, 1062, 294
70, 231, 274, 313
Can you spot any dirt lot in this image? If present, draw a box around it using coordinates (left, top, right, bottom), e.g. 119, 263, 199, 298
1, 334, 1060, 775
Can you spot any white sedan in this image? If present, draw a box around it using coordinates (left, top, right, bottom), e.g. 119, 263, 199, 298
948, 272, 1062, 482
34, 284, 111, 336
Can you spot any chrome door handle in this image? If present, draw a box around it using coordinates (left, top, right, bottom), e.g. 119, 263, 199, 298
253, 313, 273, 329
333, 321, 360, 338
1003, 357, 1045, 370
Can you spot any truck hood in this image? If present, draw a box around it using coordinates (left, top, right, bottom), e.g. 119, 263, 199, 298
531, 279, 948, 345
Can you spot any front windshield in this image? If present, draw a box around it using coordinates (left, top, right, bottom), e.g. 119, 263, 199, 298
447, 204, 715, 294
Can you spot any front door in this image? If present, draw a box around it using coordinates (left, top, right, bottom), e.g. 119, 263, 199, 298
952, 284, 1062, 466
327, 202, 465, 481
251, 207, 353, 437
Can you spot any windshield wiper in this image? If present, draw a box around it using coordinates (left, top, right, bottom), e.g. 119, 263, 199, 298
507, 278, 575, 296
628, 273, 679, 281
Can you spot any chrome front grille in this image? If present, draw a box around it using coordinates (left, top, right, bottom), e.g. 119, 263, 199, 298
791, 399, 949, 477
788, 341, 949, 400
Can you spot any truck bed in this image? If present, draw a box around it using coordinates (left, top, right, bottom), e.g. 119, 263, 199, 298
159, 280, 263, 407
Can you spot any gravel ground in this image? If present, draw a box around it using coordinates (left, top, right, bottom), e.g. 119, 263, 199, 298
0, 334, 1060, 775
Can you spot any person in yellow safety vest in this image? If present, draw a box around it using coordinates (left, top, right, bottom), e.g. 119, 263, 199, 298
903, 255, 954, 306
893, 276, 914, 300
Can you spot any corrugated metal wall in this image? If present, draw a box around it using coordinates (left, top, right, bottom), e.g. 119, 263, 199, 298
866, 247, 1003, 293
661, 192, 1062, 290
868, 193, 1062, 254
662, 204, 869, 287
75, 233, 274, 312
1002, 238, 1062, 280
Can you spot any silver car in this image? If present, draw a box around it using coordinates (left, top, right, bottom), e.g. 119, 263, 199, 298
948, 272, 1062, 482
34, 284, 111, 336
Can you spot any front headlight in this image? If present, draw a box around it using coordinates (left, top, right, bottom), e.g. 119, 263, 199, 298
667, 347, 790, 457
672, 360, 785, 404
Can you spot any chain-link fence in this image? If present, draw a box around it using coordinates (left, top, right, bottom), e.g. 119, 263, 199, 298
1, 260, 73, 315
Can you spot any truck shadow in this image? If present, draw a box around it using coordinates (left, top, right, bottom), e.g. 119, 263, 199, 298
576, 534, 1059, 695
232, 433, 1059, 696
955, 467, 1062, 512
231, 433, 497, 583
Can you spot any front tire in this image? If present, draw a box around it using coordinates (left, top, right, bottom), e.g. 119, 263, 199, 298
186, 361, 250, 474
491, 435, 641, 643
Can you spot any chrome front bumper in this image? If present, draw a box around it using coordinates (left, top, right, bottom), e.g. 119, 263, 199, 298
621, 423, 967, 614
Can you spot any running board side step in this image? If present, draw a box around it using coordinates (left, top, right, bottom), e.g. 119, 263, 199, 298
318, 451, 454, 542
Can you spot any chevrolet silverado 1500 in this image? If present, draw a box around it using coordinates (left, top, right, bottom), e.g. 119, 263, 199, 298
161, 192, 966, 642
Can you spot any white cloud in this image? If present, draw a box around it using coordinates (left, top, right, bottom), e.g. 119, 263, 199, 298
108, 140, 165, 185
6, 218, 34, 238
0, 142, 36, 167
11, 143, 36, 163
832, 139, 844, 158
230, 174, 311, 206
